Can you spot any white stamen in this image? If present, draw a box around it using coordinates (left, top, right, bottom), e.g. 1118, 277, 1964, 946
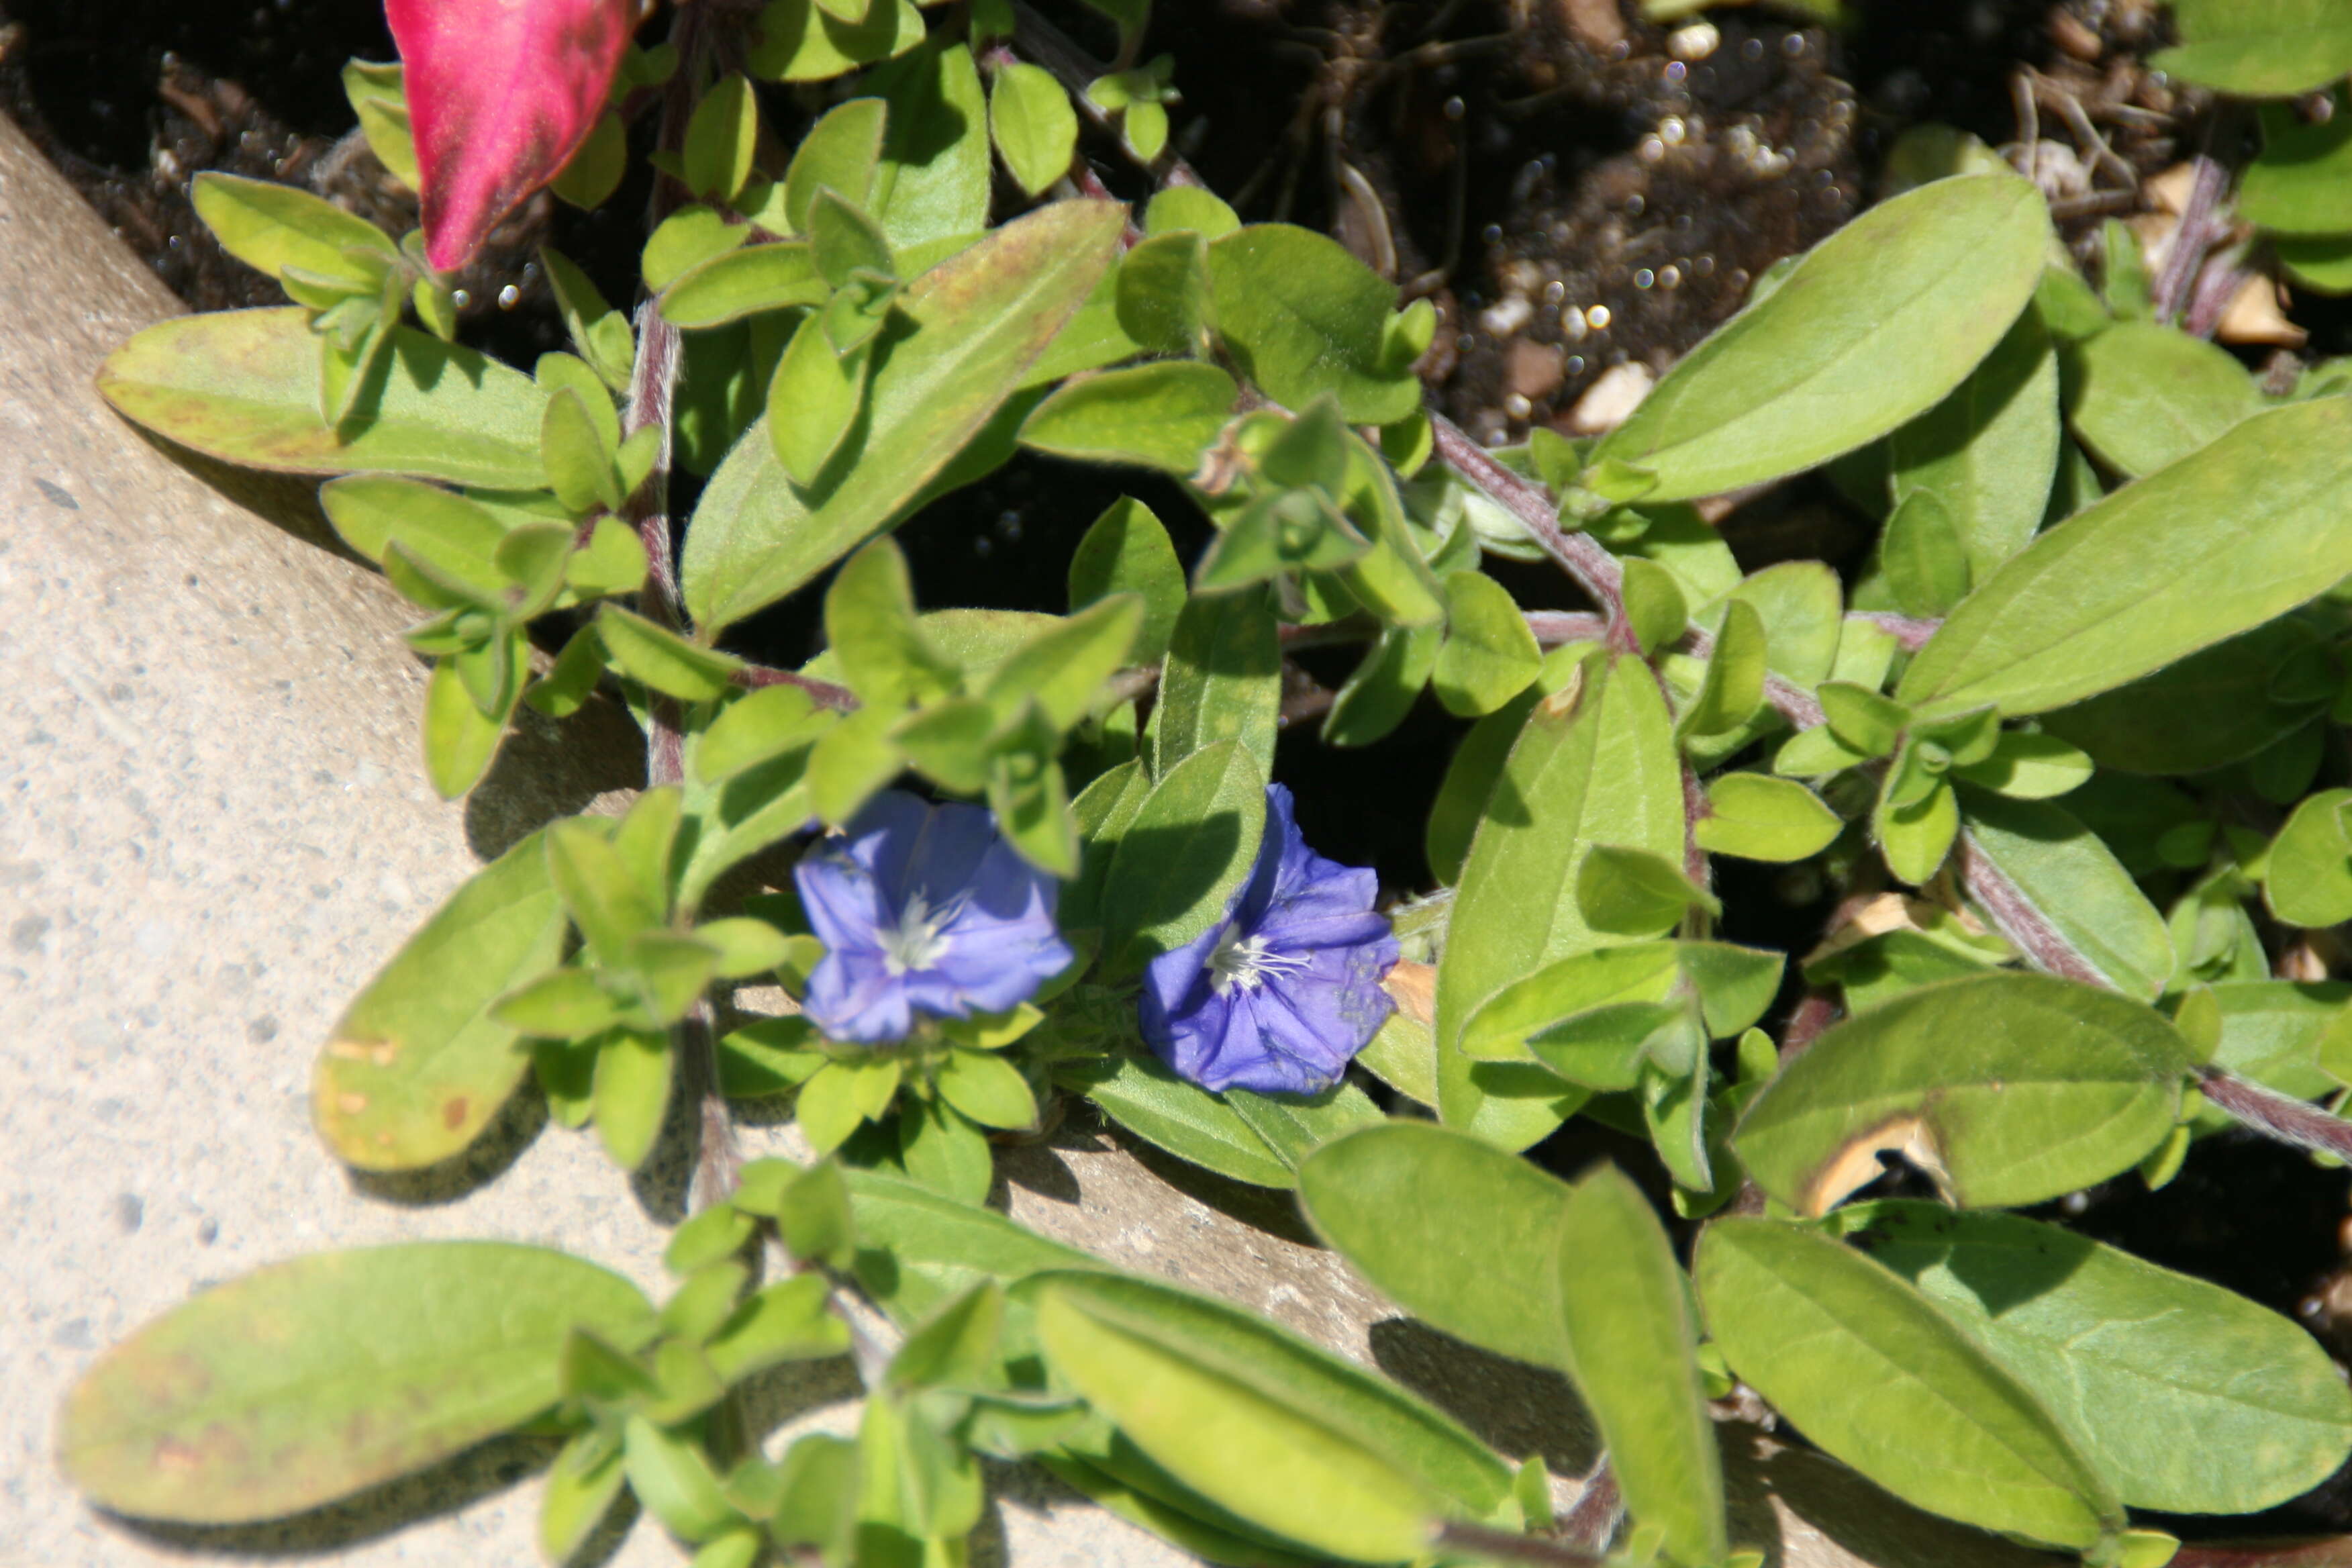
1208, 929, 1309, 996
880, 889, 965, 975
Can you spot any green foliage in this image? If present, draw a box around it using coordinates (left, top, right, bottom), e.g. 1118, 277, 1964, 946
75, 27, 2352, 1568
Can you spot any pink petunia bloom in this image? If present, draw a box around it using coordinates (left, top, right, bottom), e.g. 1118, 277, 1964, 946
387, 0, 642, 273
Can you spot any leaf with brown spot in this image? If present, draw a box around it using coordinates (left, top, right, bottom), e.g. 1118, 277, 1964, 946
1734, 972, 2196, 1214
58, 1242, 656, 1523
312, 830, 568, 1171
97, 308, 548, 489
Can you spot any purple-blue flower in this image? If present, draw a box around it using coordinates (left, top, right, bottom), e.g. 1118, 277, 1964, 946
1138, 785, 1398, 1095
794, 791, 1073, 1044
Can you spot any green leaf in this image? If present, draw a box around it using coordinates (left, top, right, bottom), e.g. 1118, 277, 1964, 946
783, 96, 887, 232
1879, 489, 1971, 618
1020, 360, 1237, 474
99, 309, 547, 487
2153, 0, 2352, 95
695, 685, 824, 784
540, 1430, 628, 1563
1297, 1122, 1573, 1369
1099, 740, 1267, 971
1437, 652, 1684, 1148
2067, 323, 2264, 480
658, 241, 829, 328
767, 313, 864, 487
642, 205, 751, 293
843, 1168, 1104, 1324
191, 172, 396, 285
1061, 1056, 1293, 1188
1679, 597, 1767, 740
491, 967, 621, 1039
2040, 618, 2338, 775
312, 830, 567, 1169
1030, 1273, 1504, 1560
685, 200, 1124, 628
2266, 787, 2352, 928
1697, 773, 1841, 862
748, 0, 924, 81
897, 1095, 996, 1204
1070, 496, 1185, 666
1588, 175, 2048, 501
1425, 685, 1542, 887
1947, 731, 2094, 798
625, 1412, 740, 1542
1890, 302, 2060, 582
59, 1244, 654, 1522
1555, 1166, 1725, 1568
1617, 556, 1689, 658
683, 72, 759, 203
935, 1046, 1039, 1130
1584, 846, 1720, 943
1460, 940, 1679, 1067
1957, 791, 2173, 999
1696, 1219, 2117, 1549
2209, 979, 2352, 1098
597, 603, 745, 703
989, 60, 1078, 196
342, 60, 420, 190
1430, 571, 1542, 717
1847, 1201, 2352, 1514
823, 538, 961, 711
1900, 398, 2352, 718
1116, 230, 1212, 358
320, 474, 507, 584
1733, 972, 2196, 1214
593, 1027, 675, 1171
1323, 622, 1441, 748
1206, 224, 1420, 424
1222, 1081, 1387, 1170
1153, 587, 1280, 781
2244, 95, 2352, 233
870, 40, 991, 249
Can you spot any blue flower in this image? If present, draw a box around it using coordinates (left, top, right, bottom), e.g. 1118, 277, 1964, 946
1138, 785, 1398, 1095
794, 791, 1073, 1044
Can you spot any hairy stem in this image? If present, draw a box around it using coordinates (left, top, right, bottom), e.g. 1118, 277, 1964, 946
2198, 1068, 2352, 1162
1951, 830, 2108, 988
1433, 1522, 1604, 1568
1428, 412, 1632, 641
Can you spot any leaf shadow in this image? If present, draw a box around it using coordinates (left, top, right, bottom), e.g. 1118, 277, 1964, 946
99, 1432, 562, 1558
1720, 1422, 2049, 1568
1365, 1317, 1601, 1481
1104, 813, 1244, 957
464, 692, 648, 863
348, 1079, 547, 1207
122, 422, 351, 560
1089, 1112, 1318, 1247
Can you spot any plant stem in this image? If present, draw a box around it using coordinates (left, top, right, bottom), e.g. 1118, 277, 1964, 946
1951, 830, 2108, 988
2198, 1068, 2352, 1162
1428, 412, 1633, 642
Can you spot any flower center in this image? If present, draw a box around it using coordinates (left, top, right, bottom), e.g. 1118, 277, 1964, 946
1208, 928, 1308, 995
880, 889, 962, 975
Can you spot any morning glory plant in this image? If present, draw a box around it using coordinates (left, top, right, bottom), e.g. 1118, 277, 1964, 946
1139, 785, 1399, 1095
794, 790, 1073, 1044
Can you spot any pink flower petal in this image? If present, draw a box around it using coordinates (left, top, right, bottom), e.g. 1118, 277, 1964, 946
388, 0, 642, 273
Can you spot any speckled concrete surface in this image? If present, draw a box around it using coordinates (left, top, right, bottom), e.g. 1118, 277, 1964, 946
0, 107, 2038, 1568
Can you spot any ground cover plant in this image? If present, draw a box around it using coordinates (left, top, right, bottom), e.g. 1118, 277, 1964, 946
47, 1, 2352, 1565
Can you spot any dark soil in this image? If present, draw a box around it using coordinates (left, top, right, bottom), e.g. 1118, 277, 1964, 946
14, 0, 2352, 1538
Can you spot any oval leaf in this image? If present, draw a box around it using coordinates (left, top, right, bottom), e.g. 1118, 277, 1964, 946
99, 309, 548, 487
311, 829, 569, 1169
1846, 1202, 2352, 1514
1696, 1218, 2116, 1549
59, 1242, 655, 1522
1436, 651, 1683, 1148
1557, 1167, 1726, 1568
1297, 1122, 1575, 1369
1898, 397, 2352, 718
1733, 971, 2195, 1214
1589, 174, 2048, 501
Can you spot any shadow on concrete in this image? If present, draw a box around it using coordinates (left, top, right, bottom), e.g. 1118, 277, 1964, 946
1367, 1316, 1602, 1480
104, 1432, 561, 1557
465, 695, 648, 863
348, 1080, 548, 1207
1092, 1114, 1319, 1248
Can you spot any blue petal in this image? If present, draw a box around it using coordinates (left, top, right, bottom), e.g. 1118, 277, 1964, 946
801, 947, 916, 1043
